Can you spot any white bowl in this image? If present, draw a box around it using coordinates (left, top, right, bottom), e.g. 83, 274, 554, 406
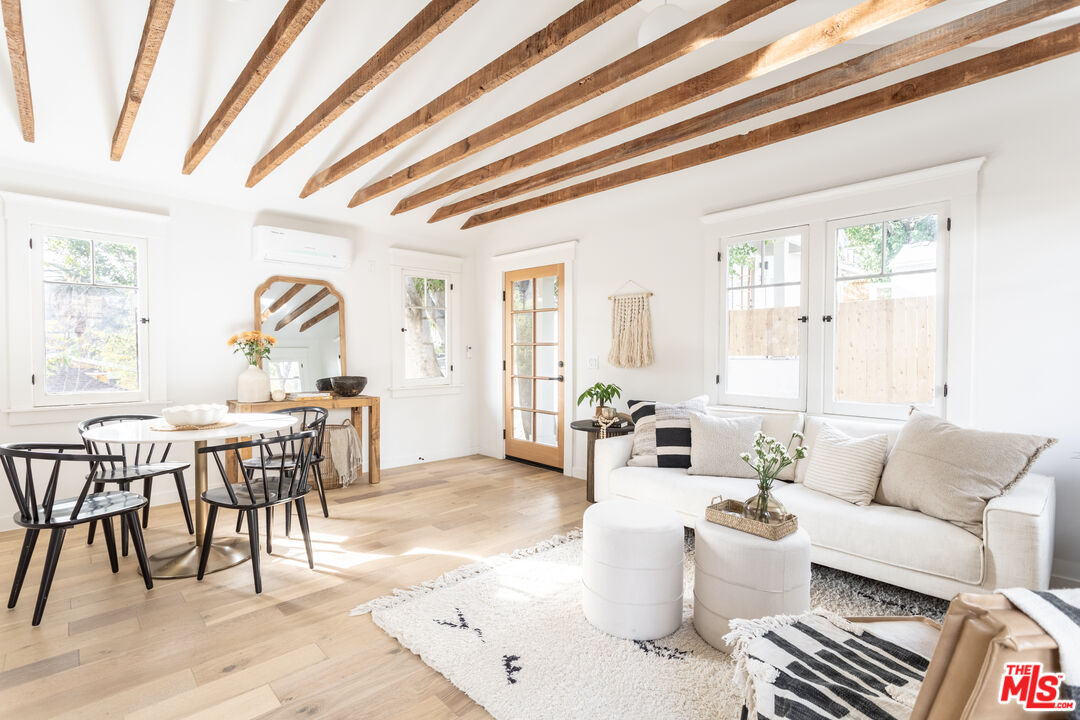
162, 404, 228, 427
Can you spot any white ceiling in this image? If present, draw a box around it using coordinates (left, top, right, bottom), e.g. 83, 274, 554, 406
0, 0, 1075, 242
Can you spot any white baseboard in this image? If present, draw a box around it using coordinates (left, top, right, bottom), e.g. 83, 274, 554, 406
1051, 558, 1080, 588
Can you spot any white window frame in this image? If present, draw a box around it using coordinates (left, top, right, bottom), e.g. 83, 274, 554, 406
388, 248, 464, 398
823, 202, 949, 420
718, 225, 809, 412
2, 192, 169, 424
29, 225, 151, 407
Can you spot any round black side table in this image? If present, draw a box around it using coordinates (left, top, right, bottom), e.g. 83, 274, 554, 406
571, 419, 635, 502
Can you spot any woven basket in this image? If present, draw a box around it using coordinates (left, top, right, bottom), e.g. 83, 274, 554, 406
704, 495, 798, 541
318, 421, 345, 490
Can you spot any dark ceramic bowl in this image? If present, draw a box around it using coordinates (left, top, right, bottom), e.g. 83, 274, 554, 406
331, 376, 367, 397
315, 377, 333, 392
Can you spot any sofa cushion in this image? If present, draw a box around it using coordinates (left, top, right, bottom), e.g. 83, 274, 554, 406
796, 416, 902, 483
877, 413, 1057, 536
802, 424, 888, 506
628, 396, 707, 467
688, 413, 761, 478
774, 483, 983, 584
706, 408, 804, 481
609, 466, 761, 519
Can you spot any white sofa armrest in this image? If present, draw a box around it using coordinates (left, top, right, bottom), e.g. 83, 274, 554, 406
982, 473, 1055, 590
593, 435, 633, 501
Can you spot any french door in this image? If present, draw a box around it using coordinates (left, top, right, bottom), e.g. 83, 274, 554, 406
504, 264, 564, 468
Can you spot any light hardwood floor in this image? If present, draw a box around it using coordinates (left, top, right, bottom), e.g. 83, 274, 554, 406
0, 455, 588, 719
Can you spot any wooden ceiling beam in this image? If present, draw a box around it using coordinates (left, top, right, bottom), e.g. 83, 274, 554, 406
300, 303, 339, 332
344, 0, 799, 206
246, 0, 479, 188
462, 24, 1080, 229
401, 0, 946, 216
298, 0, 639, 198
433, 0, 1078, 222
261, 282, 307, 322
111, 0, 176, 161
1, 0, 33, 142
275, 287, 331, 331
183, 0, 326, 175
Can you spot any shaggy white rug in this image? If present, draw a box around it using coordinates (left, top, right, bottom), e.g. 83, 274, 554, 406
352, 531, 946, 720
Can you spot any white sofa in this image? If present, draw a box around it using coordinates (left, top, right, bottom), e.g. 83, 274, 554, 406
593, 411, 1055, 600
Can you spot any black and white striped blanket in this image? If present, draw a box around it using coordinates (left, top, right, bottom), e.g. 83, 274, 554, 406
726, 611, 930, 720
1002, 588, 1080, 720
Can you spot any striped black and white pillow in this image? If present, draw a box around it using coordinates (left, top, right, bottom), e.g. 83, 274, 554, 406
627, 396, 707, 469
803, 424, 888, 505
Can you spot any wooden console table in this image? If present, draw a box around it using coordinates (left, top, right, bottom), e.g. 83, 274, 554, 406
227, 395, 380, 484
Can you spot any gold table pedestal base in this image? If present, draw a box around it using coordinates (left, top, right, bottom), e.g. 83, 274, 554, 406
140, 537, 251, 579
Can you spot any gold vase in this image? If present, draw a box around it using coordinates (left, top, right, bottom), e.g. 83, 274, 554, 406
743, 484, 786, 524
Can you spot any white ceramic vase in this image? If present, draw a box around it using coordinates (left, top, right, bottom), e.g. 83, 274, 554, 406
237, 364, 271, 403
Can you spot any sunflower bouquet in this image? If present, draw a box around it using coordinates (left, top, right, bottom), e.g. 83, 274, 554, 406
228, 330, 276, 365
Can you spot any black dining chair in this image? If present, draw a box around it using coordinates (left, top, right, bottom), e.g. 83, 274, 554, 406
78, 415, 195, 556
1, 443, 153, 625
198, 430, 318, 593
240, 406, 329, 534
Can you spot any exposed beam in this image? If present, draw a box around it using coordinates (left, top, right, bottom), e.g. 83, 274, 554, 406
298, 0, 640, 198
434, 0, 1077, 222
261, 282, 307, 322
111, 0, 176, 161
342, 0, 799, 206
275, 287, 331, 331
300, 303, 340, 332
400, 0, 945, 216
1, 0, 33, 142
183, 0, 326, 175
246, 0, 479, 188
462, 25, 1080, 229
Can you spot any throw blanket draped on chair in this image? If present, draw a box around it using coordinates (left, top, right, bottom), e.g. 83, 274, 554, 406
1002, 588, 1080, 719
725, 610, 931, 720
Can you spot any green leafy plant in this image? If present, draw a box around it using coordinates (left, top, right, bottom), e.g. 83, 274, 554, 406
577, 382, 622, 408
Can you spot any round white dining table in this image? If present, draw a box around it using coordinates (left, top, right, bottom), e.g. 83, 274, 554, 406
81, 412, 298, 579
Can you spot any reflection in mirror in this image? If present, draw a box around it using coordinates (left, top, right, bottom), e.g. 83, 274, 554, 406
255, 277, 345, 393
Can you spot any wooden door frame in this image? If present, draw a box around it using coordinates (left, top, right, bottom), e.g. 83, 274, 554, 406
503, 263, 565, 468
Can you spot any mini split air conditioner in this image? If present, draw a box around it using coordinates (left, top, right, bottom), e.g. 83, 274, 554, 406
252, 225, 352, 269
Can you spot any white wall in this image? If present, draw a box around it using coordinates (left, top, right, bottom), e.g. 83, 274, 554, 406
0, 168, 480, 531
472, 55, 1080, 583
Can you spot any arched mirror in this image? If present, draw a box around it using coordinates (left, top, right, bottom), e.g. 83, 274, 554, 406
254, 276, 345, 393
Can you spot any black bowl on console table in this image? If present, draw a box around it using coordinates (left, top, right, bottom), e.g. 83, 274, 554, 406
331, 376, 367, 397
315, 377, 333, 392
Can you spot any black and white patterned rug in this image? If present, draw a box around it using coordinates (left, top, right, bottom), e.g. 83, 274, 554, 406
352, 531, 947, 720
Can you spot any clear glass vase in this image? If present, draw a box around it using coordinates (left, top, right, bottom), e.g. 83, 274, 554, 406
743, 483, 787, 524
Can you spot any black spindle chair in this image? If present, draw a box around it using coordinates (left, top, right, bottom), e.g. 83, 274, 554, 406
240, 407, 329, 538
1, 443, 153, 625
198, 430, 318, 593
78, 415, 195, 557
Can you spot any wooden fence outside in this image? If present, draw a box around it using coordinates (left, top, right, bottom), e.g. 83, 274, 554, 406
727, 297, 935, 403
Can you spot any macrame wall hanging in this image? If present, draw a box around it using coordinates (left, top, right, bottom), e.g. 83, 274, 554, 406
608, 281, 654, 368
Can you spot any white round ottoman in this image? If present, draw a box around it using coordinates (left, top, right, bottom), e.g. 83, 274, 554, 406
582, 499, 684, 640
693, 516, 810, 652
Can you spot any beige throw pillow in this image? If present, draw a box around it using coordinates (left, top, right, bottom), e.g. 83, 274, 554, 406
877, 413, 1057, 535
802, 424, 888, 506
687, 414, 762, 478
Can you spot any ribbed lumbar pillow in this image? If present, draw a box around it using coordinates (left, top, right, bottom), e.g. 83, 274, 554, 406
802, 424, 888, 506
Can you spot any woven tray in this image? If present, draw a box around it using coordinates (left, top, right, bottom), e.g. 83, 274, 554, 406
705, 496, 798, 541
151, 421, 237, 432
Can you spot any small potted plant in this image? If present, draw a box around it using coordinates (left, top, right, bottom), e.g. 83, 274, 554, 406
739, 431, 807, 524
577, 382, 622, 422
228, 330, 276, 402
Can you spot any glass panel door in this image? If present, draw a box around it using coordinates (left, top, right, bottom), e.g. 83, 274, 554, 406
504, 263, 564, 468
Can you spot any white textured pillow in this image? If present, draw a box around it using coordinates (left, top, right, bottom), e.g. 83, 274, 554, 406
687, 414, 762, 478
803, 424, 888, 506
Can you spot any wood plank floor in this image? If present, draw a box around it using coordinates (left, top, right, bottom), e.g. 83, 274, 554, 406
0, 455, 588, 719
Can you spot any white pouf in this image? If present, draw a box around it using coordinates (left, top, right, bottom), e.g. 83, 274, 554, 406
693, 516, 810, 652
582, 499, 684, 640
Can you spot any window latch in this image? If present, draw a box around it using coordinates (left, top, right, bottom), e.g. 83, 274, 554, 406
797, 316, 808, 323
822, 315, 834, 323
400, 327, 407, 332
140, 317, 150, 324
